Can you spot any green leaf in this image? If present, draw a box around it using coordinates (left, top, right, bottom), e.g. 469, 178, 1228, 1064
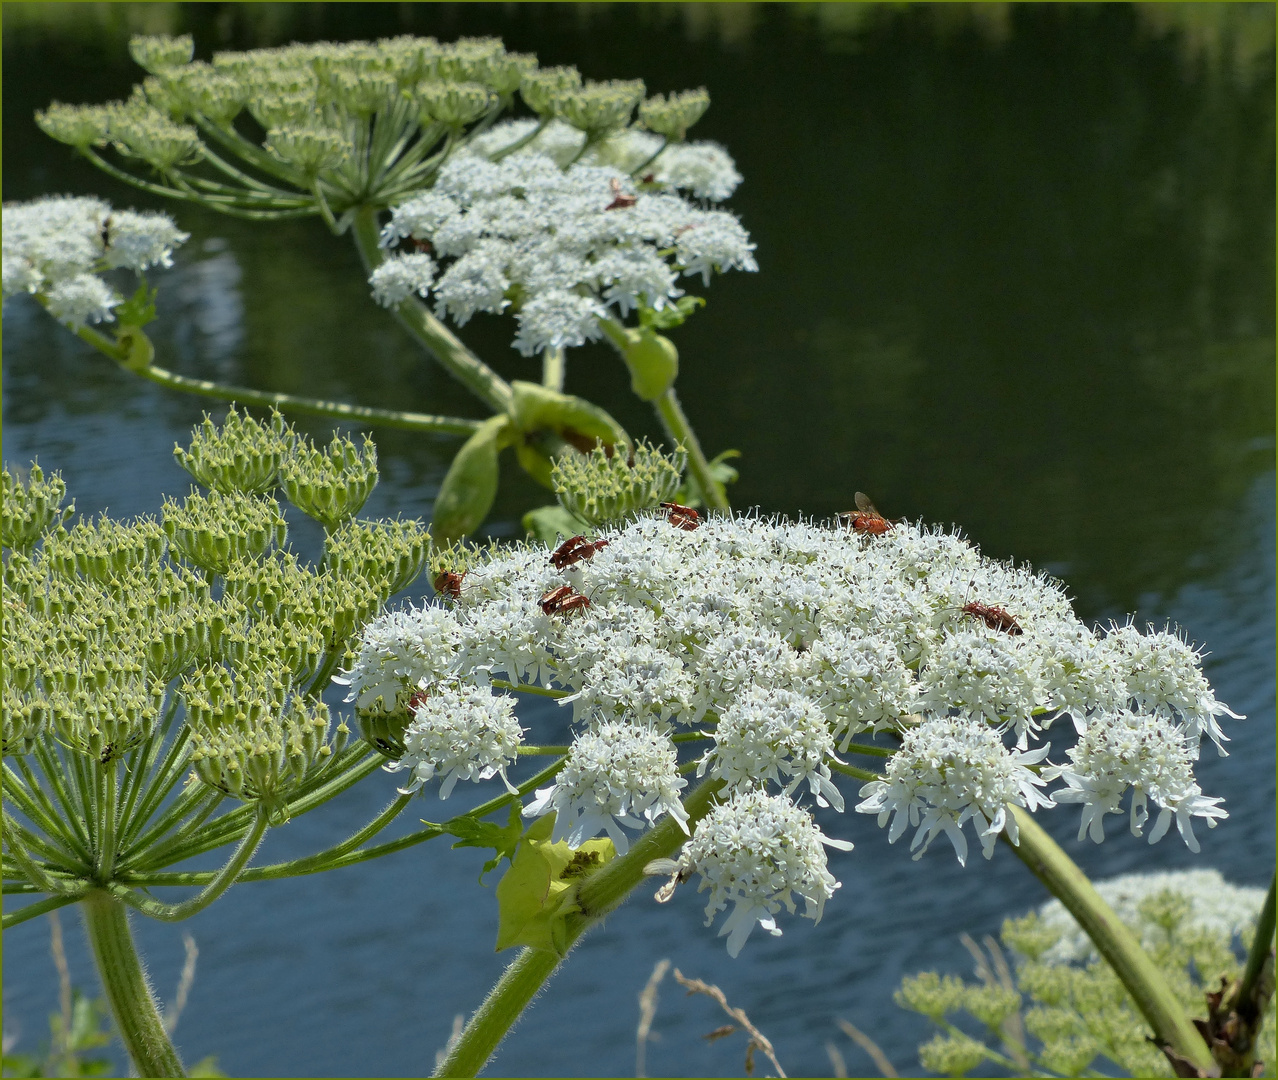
509, 381, 630, 449
522, 504, 589, 547
423, 803, 525, 883
676, 448, 740, 507
638, 295, 705, 331
430, 415, 512, 546
494, 814, 615, 955
114, 279, 158, 328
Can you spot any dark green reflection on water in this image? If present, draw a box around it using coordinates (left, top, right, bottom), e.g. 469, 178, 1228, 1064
4, 2, 1273, 618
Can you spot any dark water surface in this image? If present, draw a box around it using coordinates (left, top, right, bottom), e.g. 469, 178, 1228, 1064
3, 4, 1274, 1077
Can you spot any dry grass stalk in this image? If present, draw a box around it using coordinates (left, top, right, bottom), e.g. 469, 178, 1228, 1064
636, 958, 671, 1077
672, 967, 787, 1078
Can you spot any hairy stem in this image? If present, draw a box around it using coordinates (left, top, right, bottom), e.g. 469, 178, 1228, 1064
435, 778, 723, 1077
653, 388, 728, 512
350, 206, 514, 414
1005, 806, 1216, 1075
81, 891, 187, 1077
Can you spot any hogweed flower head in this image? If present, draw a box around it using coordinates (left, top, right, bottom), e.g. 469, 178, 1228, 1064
341, 504, 1243, 953
384, 681, 523, 798
163, 488, 288, 576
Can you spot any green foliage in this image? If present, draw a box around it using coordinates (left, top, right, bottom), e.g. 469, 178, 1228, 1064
2, 990, 115, 1078
897, 891, 1278, 1078
494, 814, 615, 955
430, 415, 510, 548
423, 802, 526, 883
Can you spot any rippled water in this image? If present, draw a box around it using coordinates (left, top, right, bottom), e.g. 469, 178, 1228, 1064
3, 5, 1273, 1077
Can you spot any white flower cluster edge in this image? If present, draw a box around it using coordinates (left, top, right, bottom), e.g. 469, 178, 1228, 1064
337, 508, 1243, 956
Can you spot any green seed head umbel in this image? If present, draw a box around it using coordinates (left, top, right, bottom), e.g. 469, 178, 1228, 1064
323, 518, 431, 597
174, 406, 295, 495
638, 88, 710, 141
162, 488, 288, 576
553, 439, 686, 527
128, 34, 194, 76
1, 462, 75, 552
519, 66, 581, 116
183, 665, 334, 823
553, 78, 646, 137
280, 433, 379, 531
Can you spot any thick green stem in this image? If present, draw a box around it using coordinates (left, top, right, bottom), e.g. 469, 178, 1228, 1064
71, 323, 483, 436
541, 345, 566, 392
654, 387, 729, 512
81, 891, 187, 1077
350, 206, 514, 414
1006, 806, 1216, 1075
435, 778, 723, 1077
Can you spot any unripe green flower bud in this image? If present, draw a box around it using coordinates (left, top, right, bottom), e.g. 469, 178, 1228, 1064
434, 36, 505, 83
638, 88, 710, 140
3, 678, 53, 757
918, 1031, 990, 1077
129, 34, 194, 75
895, 972, 968, 1021
51, 672, 164, 764
416, 80, 495, 128
472, 52, 538, 96
174, 407, 294, 495
109, 103, 205, 170
34, 102, 114, 149
2, 462, 75, 551
323, 518, 430, 596
247, 90, 318, 130
519, 66, 582, 116
280, 433, 379, 531
163, 489, 288, 576
43, 515, 165, 583
359, 708, 411, 761
552, 439, 686, 527
555, 79, 646, 137
184, 666, 332, 821
264, 125, 351, 176
170, 65, 247, 126
320, 68, 398, 115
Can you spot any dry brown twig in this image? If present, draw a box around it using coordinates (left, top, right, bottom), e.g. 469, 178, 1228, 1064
835, 1017, 899, 1077
672, 967, 787, 1078
636, 958, 671, 1077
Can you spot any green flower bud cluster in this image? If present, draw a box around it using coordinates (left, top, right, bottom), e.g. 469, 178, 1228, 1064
2, 462, 74, 551
162, 63, 248, 127
280, 433, 378, 530
519, 66, 582, 116
128, 34, 194, 76
553, 79, 647, 138
638, 88, 711, 141
173, 406, 294, 495
2, 675, 52, 757
323, 518, 430, 596
106, 102, 204, 170
266, 126, 352, 177
163, 488, 288, 576
34, 101, 115, 149
917, 1030, 991, 1077
50, 671, 166, 765
182, 665, 336, 821
41, 514, 165, 583
416, 81, 495, 128
552, 439, 686, 527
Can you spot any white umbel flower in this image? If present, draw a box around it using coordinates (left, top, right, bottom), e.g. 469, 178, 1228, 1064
384, 682, 523, 798
369, 252, 437, 308
676, 790, 852, 958
523, 721, 688, 854
698, 685, 845, 810
1044, 709, 1228, 852
855, 715, 1054, 866
334, 606, 464, 712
